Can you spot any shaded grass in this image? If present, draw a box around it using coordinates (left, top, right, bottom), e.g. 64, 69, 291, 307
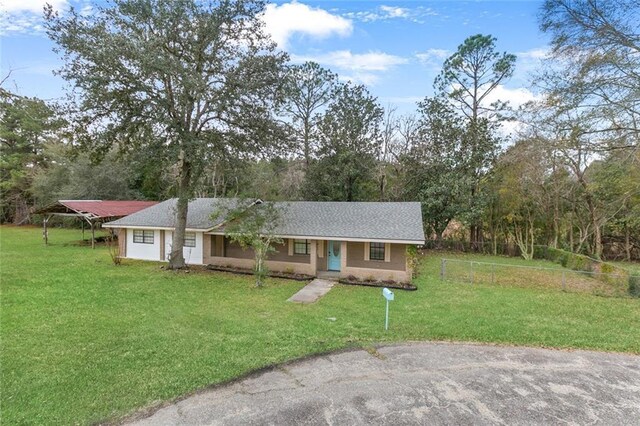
1, 226, 639, 424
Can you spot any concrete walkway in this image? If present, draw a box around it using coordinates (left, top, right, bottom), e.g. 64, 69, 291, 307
287, 279, 335, 304
128, 342, 640, 425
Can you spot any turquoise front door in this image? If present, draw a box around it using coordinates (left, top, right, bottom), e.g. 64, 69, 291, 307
328, 241, 341, 271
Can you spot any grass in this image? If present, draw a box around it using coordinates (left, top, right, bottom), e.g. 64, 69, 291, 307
610, 260, 640, 275
435, 251, 631, 296
1, 226, 639, 425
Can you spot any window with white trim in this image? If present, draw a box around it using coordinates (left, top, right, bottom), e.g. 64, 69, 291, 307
133, 230, 154, 244
369, 242, 385, 261
293, 239, 310, 255
184, 232, 196, 247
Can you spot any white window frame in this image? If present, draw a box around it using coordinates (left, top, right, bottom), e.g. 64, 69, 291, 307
133, 229, 154, 244
184, 232, 196, 248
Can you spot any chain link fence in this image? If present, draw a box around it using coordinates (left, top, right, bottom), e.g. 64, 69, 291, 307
424, 239, 640, 261
439, 258, 639, 298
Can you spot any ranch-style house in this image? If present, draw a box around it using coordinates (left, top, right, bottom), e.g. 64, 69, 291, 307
103, 198, 425, 282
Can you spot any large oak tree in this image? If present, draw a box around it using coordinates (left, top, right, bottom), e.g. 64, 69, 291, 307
45, 0, 288, 268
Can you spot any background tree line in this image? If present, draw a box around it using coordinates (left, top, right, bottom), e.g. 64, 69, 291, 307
1, 0, 638, 263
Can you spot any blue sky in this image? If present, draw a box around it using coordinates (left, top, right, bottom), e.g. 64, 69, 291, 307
1, 0, 549, 115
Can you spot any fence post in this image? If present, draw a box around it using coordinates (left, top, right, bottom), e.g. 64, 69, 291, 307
470, 261, 474, 284
440, 259, 445, 281
561, 270, 566, 291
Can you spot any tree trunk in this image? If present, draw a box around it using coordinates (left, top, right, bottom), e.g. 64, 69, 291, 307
573, 163, 602, 259
13, 196, 30, 225
254, 241, 267, 287
469, 224, 477, 250
488, 205, 497, 255
593, 223, 603, 260
346, 176, 353, 202
584, 192, 602, 259
168, 155, 191, 269
569, 212, 574, 252
552, 196, 559, 249
303, 119, 310, 169
528, 216, 535, 259
625, 225, 631, 262
434, 221, 448, 249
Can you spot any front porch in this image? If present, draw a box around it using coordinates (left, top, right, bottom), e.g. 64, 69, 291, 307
202, 235, 412, 283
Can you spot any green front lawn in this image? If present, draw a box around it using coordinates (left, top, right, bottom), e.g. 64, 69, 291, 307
1, 226, 639, 424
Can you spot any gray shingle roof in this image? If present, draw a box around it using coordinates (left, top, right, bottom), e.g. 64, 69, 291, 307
104, 198, 229, 230
105, 198, 425, 243
272, 201, 424, 242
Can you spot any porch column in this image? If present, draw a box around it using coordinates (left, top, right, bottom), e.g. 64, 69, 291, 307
118, 228, 127, 257
160, 230, 165, 261
340, 241, 347, 272
309, 239, 317, 276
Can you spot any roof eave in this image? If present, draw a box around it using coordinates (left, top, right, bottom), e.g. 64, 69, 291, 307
102, 224, 207, 232
205, 230, 424, 244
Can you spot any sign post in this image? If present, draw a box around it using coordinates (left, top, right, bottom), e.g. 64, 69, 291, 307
382, 287, 394, 330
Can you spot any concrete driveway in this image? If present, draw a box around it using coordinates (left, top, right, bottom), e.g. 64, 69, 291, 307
129, 342, 640, 425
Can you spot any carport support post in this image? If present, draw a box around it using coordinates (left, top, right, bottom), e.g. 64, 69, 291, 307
43, 215, 52, 245
91, 221, 95, 249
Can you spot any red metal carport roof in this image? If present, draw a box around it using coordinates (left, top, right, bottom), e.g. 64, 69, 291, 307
35, 200, 158, 219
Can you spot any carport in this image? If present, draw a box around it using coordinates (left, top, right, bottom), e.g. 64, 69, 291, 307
34, 200, 158, 248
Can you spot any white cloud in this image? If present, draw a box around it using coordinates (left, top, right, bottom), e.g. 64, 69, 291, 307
291, 50, 408, 86
0, 13, 42, 34
262, 1, 352, 49
0, 0, 66, 13
416, 49, 450, 63
298, 50, 408, 71
0, 0, 68, 35
339, 72, 380, 86
344, 5, 437, 23
483, 85, 544, 138
379, 5, 409, 18
517, 47, 550, 60
291, 50, 409, 85
482, 85, 541, 108
505, 46, 552, 89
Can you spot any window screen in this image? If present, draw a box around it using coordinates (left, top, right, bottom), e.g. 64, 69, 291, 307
133, 230, 154, 244
293, 239, 310, 255
369, 242, 385, 261
184, 232, 196, 247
